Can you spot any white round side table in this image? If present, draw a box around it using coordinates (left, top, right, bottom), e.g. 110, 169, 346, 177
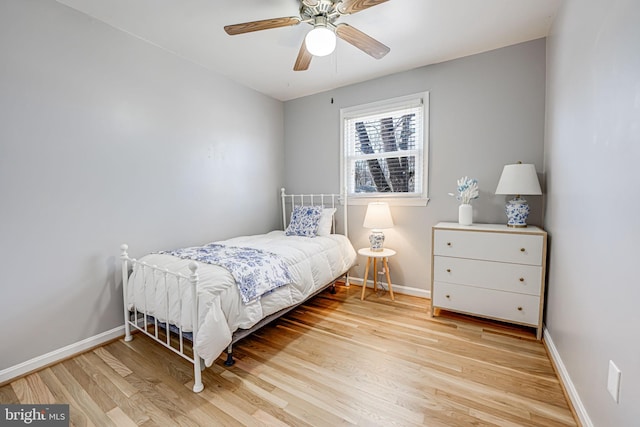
358, 247, 396, 301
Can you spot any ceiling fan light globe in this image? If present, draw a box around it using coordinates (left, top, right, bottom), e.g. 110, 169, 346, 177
305, 27, 336, 56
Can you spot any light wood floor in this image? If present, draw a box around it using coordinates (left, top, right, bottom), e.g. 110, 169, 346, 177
0, 284, 577, 426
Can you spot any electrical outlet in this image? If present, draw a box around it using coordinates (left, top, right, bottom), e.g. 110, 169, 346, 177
607, 360, 621, 403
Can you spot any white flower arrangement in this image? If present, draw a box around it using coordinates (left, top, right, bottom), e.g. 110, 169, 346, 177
449, 176, 479, 205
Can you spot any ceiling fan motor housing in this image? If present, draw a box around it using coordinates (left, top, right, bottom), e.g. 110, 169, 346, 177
301, 0, 341, 24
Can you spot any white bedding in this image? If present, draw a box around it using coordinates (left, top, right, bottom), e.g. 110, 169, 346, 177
127, 231, 356, 366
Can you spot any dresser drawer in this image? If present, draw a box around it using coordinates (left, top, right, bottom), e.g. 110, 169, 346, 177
432, 282, 540, 326
433, 256, 542, 296
433, 229, 543, 265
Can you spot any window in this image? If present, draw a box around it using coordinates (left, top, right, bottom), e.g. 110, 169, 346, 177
341, 92, 429, 205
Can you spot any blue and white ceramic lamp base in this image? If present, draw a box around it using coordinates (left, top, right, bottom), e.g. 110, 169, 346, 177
505, 197, 531, 227
369, 230, 385, 251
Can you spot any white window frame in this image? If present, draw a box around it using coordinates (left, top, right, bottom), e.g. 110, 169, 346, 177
340, 92, 430, 206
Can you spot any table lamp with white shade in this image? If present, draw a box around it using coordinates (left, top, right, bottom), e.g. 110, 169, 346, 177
495, 162, 542, 228
363, 202, 394, 251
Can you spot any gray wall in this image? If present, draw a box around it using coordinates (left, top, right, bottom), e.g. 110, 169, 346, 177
545, 0, 640, 425
0, 0, 284, 370
284, 39, 547, 293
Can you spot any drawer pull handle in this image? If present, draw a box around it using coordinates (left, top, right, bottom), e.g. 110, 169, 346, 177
517, 306, 523, 311
445, 294, 451, 299
447, 242, 452, 247
519, 277, 525, 282
446, 269, 451, 273
520, 248, 526, 252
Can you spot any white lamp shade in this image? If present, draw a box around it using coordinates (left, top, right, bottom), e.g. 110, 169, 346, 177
305, 27, 336, 57
363, 202, 394, 229
495, 163, 542, 195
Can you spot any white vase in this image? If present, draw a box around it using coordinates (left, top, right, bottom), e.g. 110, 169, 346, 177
458, 204, 473, 225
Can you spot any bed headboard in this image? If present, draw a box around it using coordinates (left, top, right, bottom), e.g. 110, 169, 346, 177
280, 188, 348, 237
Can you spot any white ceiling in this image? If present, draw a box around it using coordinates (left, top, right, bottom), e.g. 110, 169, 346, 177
56, 0, 562, 101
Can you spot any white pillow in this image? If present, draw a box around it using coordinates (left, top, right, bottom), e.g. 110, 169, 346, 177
316, 208, 336, 236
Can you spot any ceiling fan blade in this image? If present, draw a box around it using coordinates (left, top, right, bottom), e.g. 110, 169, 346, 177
224, 17, 301, 35
336, 23, 390, 59
337, 0, 389, 15
294, 39, 312, 71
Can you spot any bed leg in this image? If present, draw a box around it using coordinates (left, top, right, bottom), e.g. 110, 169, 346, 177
188, 262, 204, 393
330, 283, 337, 294
224, 344, 235, 366
121, 244, 133, 342
124, 320, 133, 342
192, 354, 204, 393
190, 352, 204, 392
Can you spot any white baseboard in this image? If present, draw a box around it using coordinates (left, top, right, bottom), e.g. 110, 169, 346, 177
348, 277, 430, 299
543, 326, 593, 427
0, 325, 125, 385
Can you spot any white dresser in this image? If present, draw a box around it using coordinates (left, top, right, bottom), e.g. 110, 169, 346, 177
431, 222, 547, 339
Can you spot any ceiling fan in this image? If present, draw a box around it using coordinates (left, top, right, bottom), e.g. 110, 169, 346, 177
224, 0, 391, 71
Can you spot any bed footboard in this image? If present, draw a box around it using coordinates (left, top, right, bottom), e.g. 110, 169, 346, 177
120, 244, 204, 393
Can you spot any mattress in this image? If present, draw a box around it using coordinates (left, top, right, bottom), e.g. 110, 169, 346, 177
126, 230, 356, 366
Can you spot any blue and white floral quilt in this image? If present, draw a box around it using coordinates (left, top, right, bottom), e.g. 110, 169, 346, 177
159, 244, 292, 304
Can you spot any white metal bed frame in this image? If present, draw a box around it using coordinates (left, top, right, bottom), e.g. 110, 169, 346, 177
120, 188, 349, 393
